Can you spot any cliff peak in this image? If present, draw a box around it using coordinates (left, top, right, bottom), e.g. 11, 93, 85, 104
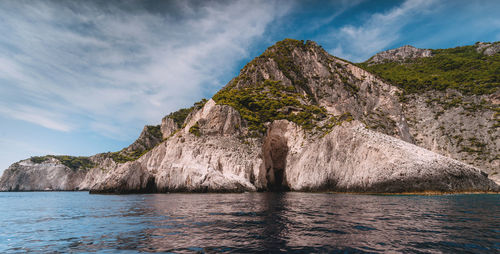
213, 39, 413, 141
261, 38, 322, 55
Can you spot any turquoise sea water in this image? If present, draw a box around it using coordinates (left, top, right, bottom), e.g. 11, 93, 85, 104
0, 192, 499, 253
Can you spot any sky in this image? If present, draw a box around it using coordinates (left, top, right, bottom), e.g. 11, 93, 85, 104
1, 0, 500, 174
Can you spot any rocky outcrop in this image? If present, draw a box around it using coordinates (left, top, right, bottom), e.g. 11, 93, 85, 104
1, 39, 498, 193
121, 125, 163, 157
0, 124, 160, 191
359, 41, 500, 185
365, 45, 432, 64
183, 99, 243, 137
272, 120, 497, 192
475, 42, 500, 56
161, 117, 177, 139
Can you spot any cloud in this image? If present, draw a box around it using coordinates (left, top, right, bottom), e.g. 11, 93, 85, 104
327, 0, 440, 62
0, 0, 291, 139
0, 106, 73, 132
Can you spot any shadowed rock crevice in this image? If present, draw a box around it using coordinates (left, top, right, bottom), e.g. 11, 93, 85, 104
145, 176, 157, 193
263, 130, 290, 192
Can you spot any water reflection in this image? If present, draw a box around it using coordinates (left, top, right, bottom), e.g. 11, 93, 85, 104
0, 192, 499, 253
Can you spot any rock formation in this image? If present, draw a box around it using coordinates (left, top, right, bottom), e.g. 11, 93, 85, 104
359, 41, 500, 185
365, 45, 432, 65
475, 41, 500, 56
1, 39, 498, 193
160, 117, 177, 139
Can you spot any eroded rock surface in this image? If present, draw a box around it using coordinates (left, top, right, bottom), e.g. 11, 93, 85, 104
272, 120, 497, 192
161, 117, 177, 139
0, 158, 86, 191
89, 103, 497, 193
121, 125, 163, 157
359, 40, 500, 185
91, 100, 262, 193
0, 156, 112, 191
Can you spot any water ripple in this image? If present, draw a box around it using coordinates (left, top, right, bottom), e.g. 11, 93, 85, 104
0, 192, 499, 253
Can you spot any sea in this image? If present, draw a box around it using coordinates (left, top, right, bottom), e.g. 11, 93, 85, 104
0, 192, 499, 253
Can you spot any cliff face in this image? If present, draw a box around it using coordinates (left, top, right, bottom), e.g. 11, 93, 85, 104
403, 91, 499, 184
90, 100, 263, 193
0, 124, 160, 191
0, 155, 113, 191
89, 100, 497, 193
1, 39, 498, 193
359, 42, 500, 184
0, 158, 87, 191
276, 120, 495, 192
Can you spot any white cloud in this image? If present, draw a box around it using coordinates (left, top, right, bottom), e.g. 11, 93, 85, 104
0, 105, 73, 132
328, 0, 440, 62
0, 0, 291, 138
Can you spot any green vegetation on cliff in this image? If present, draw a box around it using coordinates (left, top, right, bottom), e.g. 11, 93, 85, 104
107, 152, 138, 164
261, 39, 309, 91
145, 125, 162, 140
167, 99, 208, 128
213, 79, 326, 134
189, 122, 201, 137
30, 155, 94, 171
358, 45, 500, 96
108, 125, 163, 163
108, 147, 152, 164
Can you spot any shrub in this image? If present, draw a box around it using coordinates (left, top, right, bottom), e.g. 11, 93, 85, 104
189, 122, 201, 137
146, 125, 162, 140
167, 99, 208, 128
213, 79, 326, 134
30, 155, 94, 171
30, 156, 49, 164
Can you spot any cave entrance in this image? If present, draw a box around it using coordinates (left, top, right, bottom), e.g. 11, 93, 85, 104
263, 133, 290, 192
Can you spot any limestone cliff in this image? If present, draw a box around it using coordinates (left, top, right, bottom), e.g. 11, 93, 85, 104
359, 42, 500, 184
89, 103, 497, 193
0, 155, 113, 191
0, 124, 160, 191
1, 39, 498, 193
403, 91, 499, 184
